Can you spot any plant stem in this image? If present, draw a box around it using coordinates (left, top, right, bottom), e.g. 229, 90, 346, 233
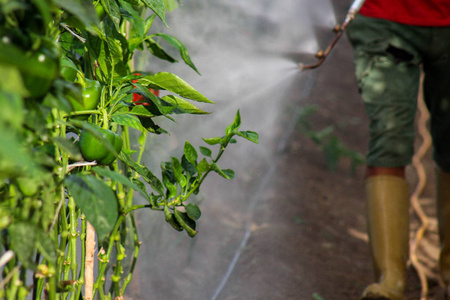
120, 213, 141, 294
93, 215, 125, 298
76, 216, 87, 300
68, 198, 78, 300
136, 131, 147, 165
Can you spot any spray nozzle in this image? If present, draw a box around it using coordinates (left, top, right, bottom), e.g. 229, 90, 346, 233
299, 0, 366, 71
314, 50, 325, 59
333, 24, 342, 33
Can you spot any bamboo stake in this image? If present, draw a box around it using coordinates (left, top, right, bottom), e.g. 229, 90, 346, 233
85, 222, 96, 300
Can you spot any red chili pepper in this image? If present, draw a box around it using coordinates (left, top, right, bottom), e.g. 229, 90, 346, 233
132, 72, 160, 106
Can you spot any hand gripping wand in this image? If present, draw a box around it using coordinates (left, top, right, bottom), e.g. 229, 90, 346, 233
300, 0, 366, 70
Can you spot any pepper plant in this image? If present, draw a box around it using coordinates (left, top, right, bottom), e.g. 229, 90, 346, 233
0, 0, 258, 299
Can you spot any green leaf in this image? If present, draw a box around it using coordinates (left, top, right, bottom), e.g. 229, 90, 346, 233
143, 72, 213, 103
164, 0, 179, 11
211, 163, 234, 179
145, 38, 178, 63
162, 95, 209, 114
184, 141, 198, 165
92, 167, 151, 202
128, 105, 156, 117
152, 33, 200, 74
202, 137, 223, 146
196, 158, 210, 175
0, 42, 56, 79
236, 131, 259, 144
55, 0, 100, 31
199, 146, 212, 157
36, 230, 57, 265
162, 173, 177, 198
141, 0, 168, 27
164, 205, 183, 231
174, 209, 197, 237
171, 157, 187, 188
181, 155, 196, 178
9, 222, 37, 268
185, 203, 201, 221
226, 110, 241, 134
119, 152, 164, 195
65, 174, 118, 241
119, 0, 144, 36
100, 0, 121, 31
0, 64, 29, 97
0, 89, 24, 129
131, 82, 174, 116
112, 114, 147, 132
132, 179, 156, 206
53, 137, 82, 161
0, 93, 41, 180
86, 34, 110, 82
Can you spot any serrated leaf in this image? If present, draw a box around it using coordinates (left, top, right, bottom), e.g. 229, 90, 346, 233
185, 203, 201, 221
199, 146, 212, 157
143, 72, 213, 103
184, 141, 198, 165
65, 174, 118, 241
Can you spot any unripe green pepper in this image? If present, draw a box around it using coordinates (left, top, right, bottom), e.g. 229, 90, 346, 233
60, 57, 78, 82
22, 41, 59, 98
79, 127, 123, 165
95, 2, 106, 21
69, 78, 102, 112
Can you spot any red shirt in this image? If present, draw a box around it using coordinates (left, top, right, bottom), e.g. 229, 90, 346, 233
359, 0, 450, 26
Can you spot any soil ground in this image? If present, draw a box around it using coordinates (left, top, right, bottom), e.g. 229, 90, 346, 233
215, 18, 443, 300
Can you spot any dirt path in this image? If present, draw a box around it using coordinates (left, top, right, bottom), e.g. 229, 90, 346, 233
215, 22, 441, 300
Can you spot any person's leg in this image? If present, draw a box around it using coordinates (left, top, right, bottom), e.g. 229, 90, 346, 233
362, 168, 409, 300
422, 26, 450, 297
347, 16, 424, 300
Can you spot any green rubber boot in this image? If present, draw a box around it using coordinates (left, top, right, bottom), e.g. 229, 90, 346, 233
436, 169, 450, 298
361, 175, 409, 300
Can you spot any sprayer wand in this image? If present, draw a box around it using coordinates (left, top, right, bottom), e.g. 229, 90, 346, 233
300, 0, 366, 70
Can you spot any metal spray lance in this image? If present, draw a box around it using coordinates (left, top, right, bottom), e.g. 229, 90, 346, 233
300, 0, 366, 70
